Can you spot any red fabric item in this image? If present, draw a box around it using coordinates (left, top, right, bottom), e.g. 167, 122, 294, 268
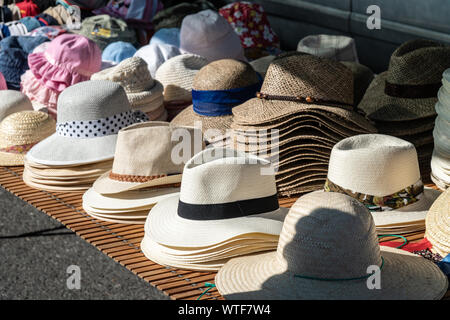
219, 2, 279, 50
379, 238, 432, 253
16, 0, 40, 17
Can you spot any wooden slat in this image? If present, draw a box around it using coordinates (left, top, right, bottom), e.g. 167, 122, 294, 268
0, 165, 447, 301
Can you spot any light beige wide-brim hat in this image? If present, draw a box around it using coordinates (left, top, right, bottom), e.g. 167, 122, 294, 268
0, 111, 55, 166
425, 189, 450, 257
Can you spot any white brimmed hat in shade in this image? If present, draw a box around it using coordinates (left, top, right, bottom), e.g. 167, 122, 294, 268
297, 34, 359, 63
324, 134, 441, 233
145, 147, 288, 248
134, 42, 181, 78
91, 57, 165, 120
180, 9, 246, 63
215, 191, 448, 300
26, 80, 146, 166
0, 111, 55, 166
0, 90, 33, 121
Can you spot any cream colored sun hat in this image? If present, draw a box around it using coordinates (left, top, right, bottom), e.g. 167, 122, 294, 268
91, 57, 164, 115
0, 90, 33, 121
215, 191, 448, 300
0, 111, 55, 166
425, 189, 450, 257
145, 147, 289, 248
93, 121, 203, 195
324, 134, 441, 228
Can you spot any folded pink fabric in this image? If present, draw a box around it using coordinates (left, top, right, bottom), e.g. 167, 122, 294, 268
21, 70, 59, 118
0, 71, 7, 90
28, 34, 102, 92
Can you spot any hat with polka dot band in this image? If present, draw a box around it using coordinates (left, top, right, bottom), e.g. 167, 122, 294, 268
26, 80, 143, 166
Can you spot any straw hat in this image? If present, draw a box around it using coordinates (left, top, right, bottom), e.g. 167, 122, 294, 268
171, 59, 261, 141
93, 121, 203, 195
0, 111, 55, 166
425, 189, 450, 257
26, 80, 144, 166
216, 191, 448, 300
0, 90, 33, 121
146, 147, 289, 248
340, 61, 374, 107
358, 39, 450, 122
325, 134, 441, 227
297, 34, 359, 63
91, 57, 164, 114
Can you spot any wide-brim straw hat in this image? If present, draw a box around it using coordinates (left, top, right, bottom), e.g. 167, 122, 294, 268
26, 81, 143, 166
171, 59, 261, 140
358, 39, 450, 122
425, 189, 450, 257
0, 111, 55, 166
216, 191, 448, 300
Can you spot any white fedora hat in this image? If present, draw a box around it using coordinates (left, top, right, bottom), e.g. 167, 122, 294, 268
216, 191, 448, 300
324, 134, 441, 226
26, 80, 145, 166
297, 34, 359, 63
92, 122, 202, 194
146, 147, 288, 248
0, 90, 33, 121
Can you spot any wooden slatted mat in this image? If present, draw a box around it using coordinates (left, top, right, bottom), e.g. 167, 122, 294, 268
1, 166, 448, 300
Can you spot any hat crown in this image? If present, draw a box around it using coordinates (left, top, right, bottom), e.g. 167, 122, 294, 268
297, 34, 355, 58
276, 192, 381, 278
327, 134, 421, 196
387, 39, 450, 85
111, 122, 201, 177
0, 111, 55, 147
193, 59, 259, 90
261, 52, 354, 105
91, 57, 154, 93
0, 90, 32, 120
180, 148, 277, 206
56, 80, 131, 123
182, 10, 231, 47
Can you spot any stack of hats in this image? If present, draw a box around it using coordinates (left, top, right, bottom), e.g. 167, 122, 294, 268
21, 34, 101, 118
358, 39, 450, 178
180, 9, 246, 62
425, 189, 450, 258
0, 35, 48, 90
155, 54, 208, 120
83, 122, 202, 224
0, 90, 32, 121
431, 69, 450, 190
141, 147, 289, 271
101, 41, 136, 65
91, 57, 166, 121
219, 1, 280, 60
171, 59, 261, 143
0, 110, 55, 166
134, 41, 181, 78
230, 52, 376, 197
216, 191, 448, 300
325, 134, 441, 235
297, 34, 359, 63
23, 80, 145, 192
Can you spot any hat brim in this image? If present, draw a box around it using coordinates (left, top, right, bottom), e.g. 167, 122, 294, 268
147, 195, 288, 248
83, 187, 180, 211
93, 170, 182, 194
26, 132, 117, 166
0, 151, 25, 166
357, 72, 437, 122
425, 190, 450, 254
215, 246, 448, 300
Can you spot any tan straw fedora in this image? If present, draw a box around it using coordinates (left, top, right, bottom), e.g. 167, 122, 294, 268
324, 134, 441, 230
0, 111, 55, 166
358, 39, 450, 122
425, 189, 450, 257
171, 59, 261, 141
93, 122, 203, 195
216, 191, 448, 300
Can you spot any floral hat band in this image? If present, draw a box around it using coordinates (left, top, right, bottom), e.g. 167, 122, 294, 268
0, 142, 37, 155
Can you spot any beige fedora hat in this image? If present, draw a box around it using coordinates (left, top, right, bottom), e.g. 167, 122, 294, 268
297, 34, 359, 63
91, 57, 164, 114
0, 111, 55, 166
146, 147, 288, 248
358, 39, 450, 122
93, 122, 203, 195
425, 189, 450, 257
171, 59, 261, 141
0, 90, 33, 121
216, 191, 448, 300
324, 134, 441, 227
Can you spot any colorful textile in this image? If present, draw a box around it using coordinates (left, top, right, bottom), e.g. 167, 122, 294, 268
16, 0, 40, 17
0, 142, 36, 154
